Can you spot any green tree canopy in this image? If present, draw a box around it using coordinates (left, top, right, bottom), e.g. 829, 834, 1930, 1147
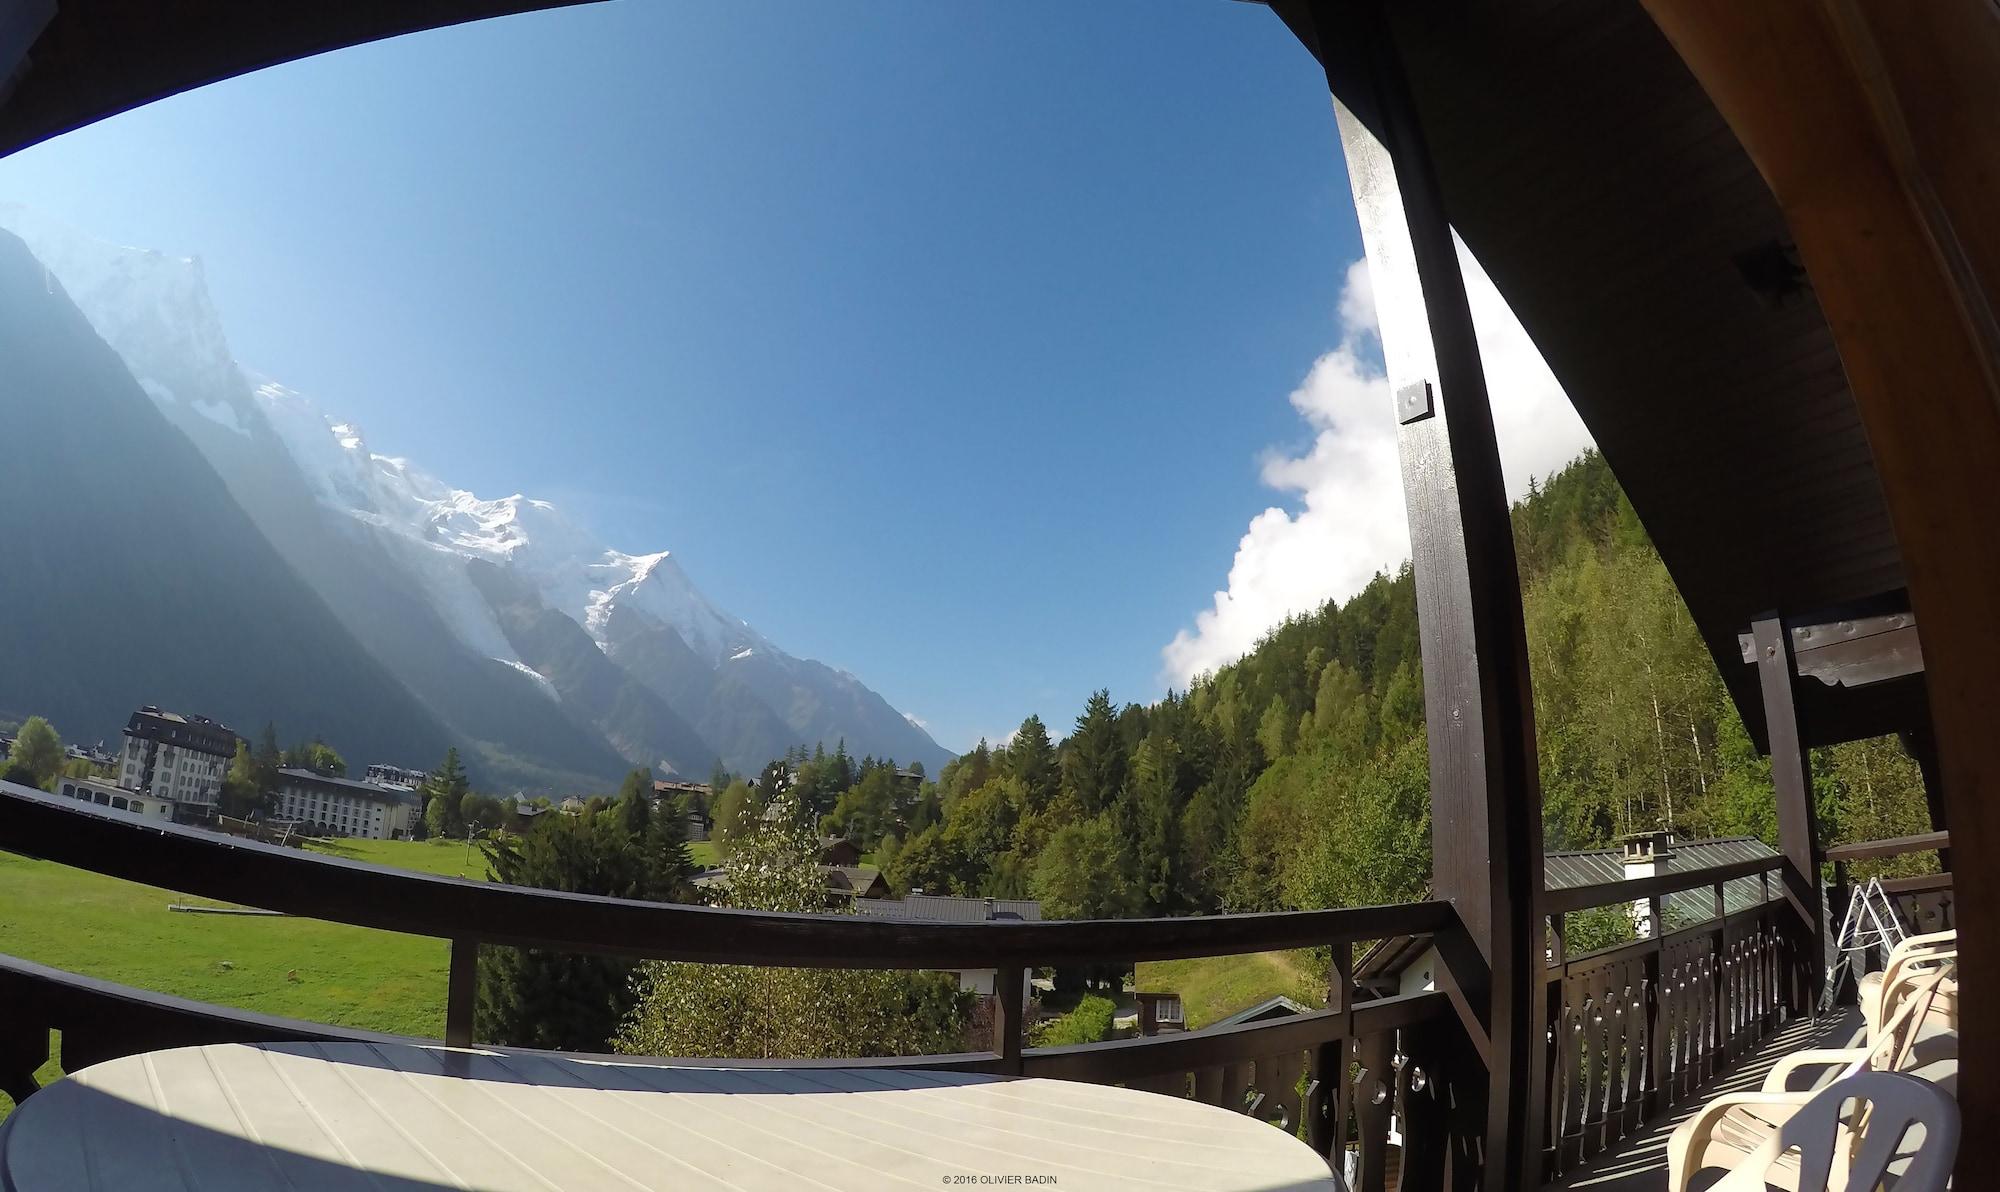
616, 795, 970, 1060
283, 738, 346, 777
710, 778, 756, 854
416, 747, 470, 839
616, 768, 652, 836
5, 715, 62, 788
1061, 691, 1127, 816
476, 811, 660, 1051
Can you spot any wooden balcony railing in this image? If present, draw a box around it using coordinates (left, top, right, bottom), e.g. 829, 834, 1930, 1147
1539, 854, 1794, 1177
1826, 830, 1955, 963
0, 783, 1468, 1186
1, 782, 1831, 1188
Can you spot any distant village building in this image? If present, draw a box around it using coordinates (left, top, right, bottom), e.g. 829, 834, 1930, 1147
1135, 992, 1186, 1037
856, 893, 1041, 998
819, 836, 862, 868
823, 865, 890, 900
65, 741, 118, 770
362, 763, 428, 790
1349, 833, 1781, 1001
120, 707, 235, 816
52, 774, 174, 822
274, 768, 419, 840
653, 779, 711, 841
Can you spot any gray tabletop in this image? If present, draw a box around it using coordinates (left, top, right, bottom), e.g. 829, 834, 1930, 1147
0, 1042, 1338, 1190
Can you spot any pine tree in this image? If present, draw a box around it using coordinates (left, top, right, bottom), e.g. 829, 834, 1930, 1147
642, 789, 699, 901
418, 747, 470, 839
1006, 715, 1059, 816
617, 768, 653, 837
254, 723, 283, 781
1062, 691, 1127, 816
1128, 734, 1184, 914
476, 813, 651, 1050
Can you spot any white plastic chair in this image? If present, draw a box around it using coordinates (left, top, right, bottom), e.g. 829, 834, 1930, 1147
1712, 1071, 1958, 1191
1668, 962, 1955, 1192
1858, 930, 1955, 1037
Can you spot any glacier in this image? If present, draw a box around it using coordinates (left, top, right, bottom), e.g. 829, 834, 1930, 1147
0, 204, 954, 776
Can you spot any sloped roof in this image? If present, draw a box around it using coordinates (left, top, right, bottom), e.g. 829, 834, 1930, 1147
1545, 836, 1778, 926
1357, 836, 1780, 980
823, 865, 888, 897
855, 894, 1043, 924
275, 767, 418, 807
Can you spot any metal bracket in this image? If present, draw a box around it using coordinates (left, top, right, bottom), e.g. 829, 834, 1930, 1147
1396, 380, 1435, 424
1736, 611, 1922, 687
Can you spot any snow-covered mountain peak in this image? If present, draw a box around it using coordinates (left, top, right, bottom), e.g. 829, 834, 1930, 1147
10, 210, 954, 774
0, 205, 243, 422
247, 376, 757, 666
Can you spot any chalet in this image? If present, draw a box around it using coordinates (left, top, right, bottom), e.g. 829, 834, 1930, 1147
652, 780, 713, 841
1352, 834, 1782, 1000
822, 864, 889, 900
855, 894, 1041, 999
1136, 991, 1185, 1037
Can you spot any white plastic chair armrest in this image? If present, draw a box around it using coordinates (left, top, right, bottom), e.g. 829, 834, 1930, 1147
1667, 1092, 1814, 1192
1763, 1048, 1867, 1093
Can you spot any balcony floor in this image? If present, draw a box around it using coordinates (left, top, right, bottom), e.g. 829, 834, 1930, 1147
1544, 1006, 1866, 1192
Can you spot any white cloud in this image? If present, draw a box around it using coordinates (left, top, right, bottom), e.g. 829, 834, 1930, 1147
903, 712, 929, 731
1161, 246, 1593, 688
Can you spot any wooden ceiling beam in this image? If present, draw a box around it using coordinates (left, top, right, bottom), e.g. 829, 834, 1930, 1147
1643, 0, 2000, 1173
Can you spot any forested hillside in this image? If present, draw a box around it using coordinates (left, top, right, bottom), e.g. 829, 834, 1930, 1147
768, 451, 1934, 917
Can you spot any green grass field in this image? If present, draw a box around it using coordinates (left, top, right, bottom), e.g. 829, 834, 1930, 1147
2, 833, 717, 1122
305, 835, 494, 880
689, 839, 718, 867
1134, 950, 1326, 1030
0, 840, 473, 1122
0, 850, 454, 1034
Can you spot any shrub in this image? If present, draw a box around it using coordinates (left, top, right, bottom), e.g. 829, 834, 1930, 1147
1030, 994, 1116, 1047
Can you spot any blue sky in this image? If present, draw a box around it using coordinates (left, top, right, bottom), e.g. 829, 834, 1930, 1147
0, 2, 1585, 753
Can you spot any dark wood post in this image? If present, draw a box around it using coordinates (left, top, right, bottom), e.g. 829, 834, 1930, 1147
1749, 616, 1825, 1014
993, 965, 1025, 1075
1274, 3, 1551, 1183
445, 938, 478, 1048
1311, 946, 1356, 1157
0, 1019, 47, 1106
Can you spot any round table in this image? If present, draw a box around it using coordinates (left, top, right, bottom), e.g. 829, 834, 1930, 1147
0, 1042, 1340, 1190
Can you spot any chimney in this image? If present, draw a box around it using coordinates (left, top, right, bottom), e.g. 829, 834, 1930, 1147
1621, 830, 1675, 938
